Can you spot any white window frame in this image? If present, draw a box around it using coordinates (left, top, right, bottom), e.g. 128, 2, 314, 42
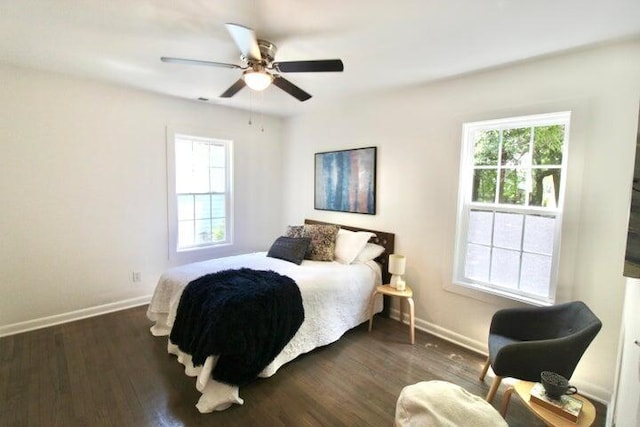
452, 111, 571, 305
166, 128, 233, 261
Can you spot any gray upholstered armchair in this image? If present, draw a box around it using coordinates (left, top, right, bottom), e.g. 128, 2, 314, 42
479, 301, 602, 403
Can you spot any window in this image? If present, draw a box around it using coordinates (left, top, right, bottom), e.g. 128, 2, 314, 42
167, 132, 232, 256
453, 112, 570, 305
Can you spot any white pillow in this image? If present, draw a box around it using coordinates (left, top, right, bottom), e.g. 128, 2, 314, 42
353, 243, 385, 263
334, 229, 376, 264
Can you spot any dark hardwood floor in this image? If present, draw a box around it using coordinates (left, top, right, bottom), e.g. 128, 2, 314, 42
0, 306, 607, 426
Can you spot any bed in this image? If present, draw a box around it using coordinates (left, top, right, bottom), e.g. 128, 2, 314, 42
147, 219, 395, 413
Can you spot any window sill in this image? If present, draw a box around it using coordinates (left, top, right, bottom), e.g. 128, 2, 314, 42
446, 280, 554, 307
170, 242, 234, 264
177, 242, 232, 253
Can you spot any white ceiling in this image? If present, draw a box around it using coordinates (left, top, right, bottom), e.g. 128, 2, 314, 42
1, 0, 639, 117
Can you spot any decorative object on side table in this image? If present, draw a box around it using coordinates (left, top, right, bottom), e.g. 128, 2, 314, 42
530, 382, 583, 422
540, 371, 577, 399
388, 254, 406, 290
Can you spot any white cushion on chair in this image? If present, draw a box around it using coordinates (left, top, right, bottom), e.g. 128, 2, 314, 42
395, 381, 507, 427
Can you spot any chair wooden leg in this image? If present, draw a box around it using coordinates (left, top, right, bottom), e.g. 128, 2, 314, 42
486, 376, 503, 403
479, 358, 491, 381
500, 385, 515, 418
407, 297, 415, 345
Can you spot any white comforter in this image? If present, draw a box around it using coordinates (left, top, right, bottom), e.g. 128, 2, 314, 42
146, 252, 382, 413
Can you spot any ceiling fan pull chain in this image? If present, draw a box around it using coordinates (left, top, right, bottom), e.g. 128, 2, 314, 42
248, 91, 253, 125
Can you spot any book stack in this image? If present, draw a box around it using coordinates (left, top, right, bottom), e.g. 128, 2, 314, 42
529, 382, 583, 422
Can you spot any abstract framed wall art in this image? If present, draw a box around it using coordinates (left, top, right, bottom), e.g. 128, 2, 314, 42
624, 104, 640, 278
314, 147, 376, 214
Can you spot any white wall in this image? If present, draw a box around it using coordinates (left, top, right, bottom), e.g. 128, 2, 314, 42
0, 64, 284, 331
282, 40, 640, 402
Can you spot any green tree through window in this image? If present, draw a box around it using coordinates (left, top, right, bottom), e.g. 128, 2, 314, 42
471, 124, 565, 207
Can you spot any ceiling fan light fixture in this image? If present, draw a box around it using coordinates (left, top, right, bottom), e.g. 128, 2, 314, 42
243, 69, 273, 91
162, 23, 342, 101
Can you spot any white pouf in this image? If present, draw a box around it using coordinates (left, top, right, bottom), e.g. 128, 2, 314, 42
395, 381, 508, 427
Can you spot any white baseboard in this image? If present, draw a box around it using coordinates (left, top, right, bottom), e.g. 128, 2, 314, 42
390, 308, 610, 405
390, 308, 487, 356
0, 295, 152, 338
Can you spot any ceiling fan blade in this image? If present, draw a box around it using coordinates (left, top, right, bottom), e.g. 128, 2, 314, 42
273, 59, 344, 73
220, 79, 246, 98
161, 56, 241, 69
272, 76, 312, 102
225, 23, 261, 61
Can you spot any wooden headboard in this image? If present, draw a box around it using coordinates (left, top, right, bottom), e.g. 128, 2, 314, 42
304, 219, 396, 284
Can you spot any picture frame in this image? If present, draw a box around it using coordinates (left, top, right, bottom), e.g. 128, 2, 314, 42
314, 146, 377, 214
624, 104, 640, 278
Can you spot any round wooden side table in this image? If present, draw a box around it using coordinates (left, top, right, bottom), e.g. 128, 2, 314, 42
501, 380, 596, 426
368, 284, 415, 344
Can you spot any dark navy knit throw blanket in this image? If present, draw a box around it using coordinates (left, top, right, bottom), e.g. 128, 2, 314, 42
170, 268, 304, 386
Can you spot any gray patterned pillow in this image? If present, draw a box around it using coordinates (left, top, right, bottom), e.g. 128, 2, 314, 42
302, 224, 340, 261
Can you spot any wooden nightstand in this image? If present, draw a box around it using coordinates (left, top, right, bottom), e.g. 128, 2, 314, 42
368, 284, 415, 344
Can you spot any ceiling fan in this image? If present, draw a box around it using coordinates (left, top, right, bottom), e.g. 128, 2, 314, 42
161, 23, 344, 102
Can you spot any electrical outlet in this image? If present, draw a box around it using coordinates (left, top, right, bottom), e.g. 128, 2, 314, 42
132, 271, 142, 283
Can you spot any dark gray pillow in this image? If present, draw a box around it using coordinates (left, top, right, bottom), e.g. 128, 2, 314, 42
267, 237, 311, 265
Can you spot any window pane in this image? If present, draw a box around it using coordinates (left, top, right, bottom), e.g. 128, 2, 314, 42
533, 125, 564, 165
468, 210, 493, 245
212, 218, 226, 242
494, 212, 523, 250
464, 243, 490, 282
472, 169, 497, 203
175, 142, 193, 194
530, 168, 561, 207
211, 194, 225, 218
193, 142, 210, 168
499, 169, 527, 204
523, 214, 555, 255
473, 130, 499, 166
210, 167, 226, 193
195, 219, 212, 244
194, 194, 211, 219
177, 195, 194, 220
491, 248, 520, 288
175, 140, 192, 166
501, 128, 531, 167
520, 253, 552, 296
210, 144, 226, 167
178, 220, 194, 248
192, 167, 210, 193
